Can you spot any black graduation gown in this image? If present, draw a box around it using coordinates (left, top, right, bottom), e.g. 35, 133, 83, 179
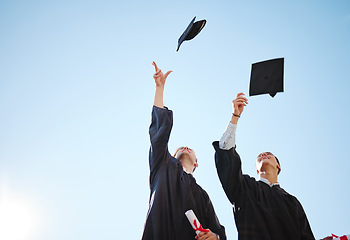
141, 106, 226, 240
212, 141, 315, 240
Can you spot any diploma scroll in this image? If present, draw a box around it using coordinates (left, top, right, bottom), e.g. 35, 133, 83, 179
185, 209, 210, 235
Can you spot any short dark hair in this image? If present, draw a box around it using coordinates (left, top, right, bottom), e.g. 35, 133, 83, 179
274, 155, 281, 174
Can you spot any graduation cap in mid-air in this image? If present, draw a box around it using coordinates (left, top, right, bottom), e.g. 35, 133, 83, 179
249, 58, 284, 97
176, 16, 206, 51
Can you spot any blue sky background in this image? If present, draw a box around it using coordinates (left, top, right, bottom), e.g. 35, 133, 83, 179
1, 0, 349, 239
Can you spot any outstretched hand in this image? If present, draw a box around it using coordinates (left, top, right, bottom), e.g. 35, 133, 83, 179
232, 92, 248, 116
152, 61, 172, 88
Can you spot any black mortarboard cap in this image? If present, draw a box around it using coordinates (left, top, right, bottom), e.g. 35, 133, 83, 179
249, 58, 284, 97
176, 16, 206, 51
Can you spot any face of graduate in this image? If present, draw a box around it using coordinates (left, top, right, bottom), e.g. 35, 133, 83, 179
174, 147, 198, 169
256, 152, 281, 175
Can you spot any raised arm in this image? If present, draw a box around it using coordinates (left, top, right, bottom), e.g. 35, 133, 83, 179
152, 61, 172, 108
148, 62, 173, 181
213, 93, 248, 204
219, 93, 248, 150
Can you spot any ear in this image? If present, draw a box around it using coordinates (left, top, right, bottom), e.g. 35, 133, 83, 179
256, 169, 259, 174
277, 164, 281, 174
194, 162, 199, 167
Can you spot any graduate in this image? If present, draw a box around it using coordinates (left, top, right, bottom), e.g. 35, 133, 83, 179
141, 62, 226, 240
212, 92, 315, 240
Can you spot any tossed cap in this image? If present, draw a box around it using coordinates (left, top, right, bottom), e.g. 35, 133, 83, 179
176, 16, 206, 52
249, 58, 284, 97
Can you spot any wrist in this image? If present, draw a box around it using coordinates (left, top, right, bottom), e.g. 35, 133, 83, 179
154, 86, 164, 95
230, 113, 240, 124
155, 84, 164, 90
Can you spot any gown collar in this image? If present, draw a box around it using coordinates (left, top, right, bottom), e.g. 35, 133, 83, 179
258, 177, 280, 187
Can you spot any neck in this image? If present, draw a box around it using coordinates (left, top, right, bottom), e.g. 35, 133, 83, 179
180, 156, 194, 174
258, 171, 278, 185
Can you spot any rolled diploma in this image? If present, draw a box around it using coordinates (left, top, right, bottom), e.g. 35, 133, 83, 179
185, 209, 209, 235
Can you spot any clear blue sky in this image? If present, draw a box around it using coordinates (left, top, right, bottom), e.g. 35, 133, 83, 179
1, 0, 349, 239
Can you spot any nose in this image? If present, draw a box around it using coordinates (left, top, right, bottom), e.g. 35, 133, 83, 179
258, 153, 267, 161
182, 147, 192, 153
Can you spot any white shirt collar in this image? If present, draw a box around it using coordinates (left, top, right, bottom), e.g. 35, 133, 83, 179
258, 177, 280, 187
182, 167, 193, 175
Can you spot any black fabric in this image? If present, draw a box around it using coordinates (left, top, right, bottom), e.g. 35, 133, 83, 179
141, 106, 226, 240
212, 141, 315, 240
177, 16, 206, 51
249, 58, 284, 97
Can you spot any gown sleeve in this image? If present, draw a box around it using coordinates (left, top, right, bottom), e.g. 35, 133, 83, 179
298, 202, 316, 240
148, 106, 173, 182
212, 141, 244, 205
205, 197, 227, 240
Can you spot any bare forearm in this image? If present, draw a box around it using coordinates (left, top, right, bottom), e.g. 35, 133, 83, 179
230, 114, 239, 124
153, 86, 164, 108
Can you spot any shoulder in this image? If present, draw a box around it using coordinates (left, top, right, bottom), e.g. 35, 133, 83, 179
277, 186, 298, 200
198, 189, 213, 206
191, 180, 211, 200
195, 182, 207, 194
276, 186, 305, 208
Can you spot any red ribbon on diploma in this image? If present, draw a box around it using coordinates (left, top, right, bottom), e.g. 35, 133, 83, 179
193, 219, 209, 233
332, 234, 349, 240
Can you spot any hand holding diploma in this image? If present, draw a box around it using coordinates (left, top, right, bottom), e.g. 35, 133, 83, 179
185, 210, 219, 240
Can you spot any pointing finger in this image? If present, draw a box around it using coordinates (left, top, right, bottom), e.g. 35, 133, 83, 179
152, 61, 159, 72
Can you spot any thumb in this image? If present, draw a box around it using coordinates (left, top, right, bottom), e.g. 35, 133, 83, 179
164, 70, 173, 80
